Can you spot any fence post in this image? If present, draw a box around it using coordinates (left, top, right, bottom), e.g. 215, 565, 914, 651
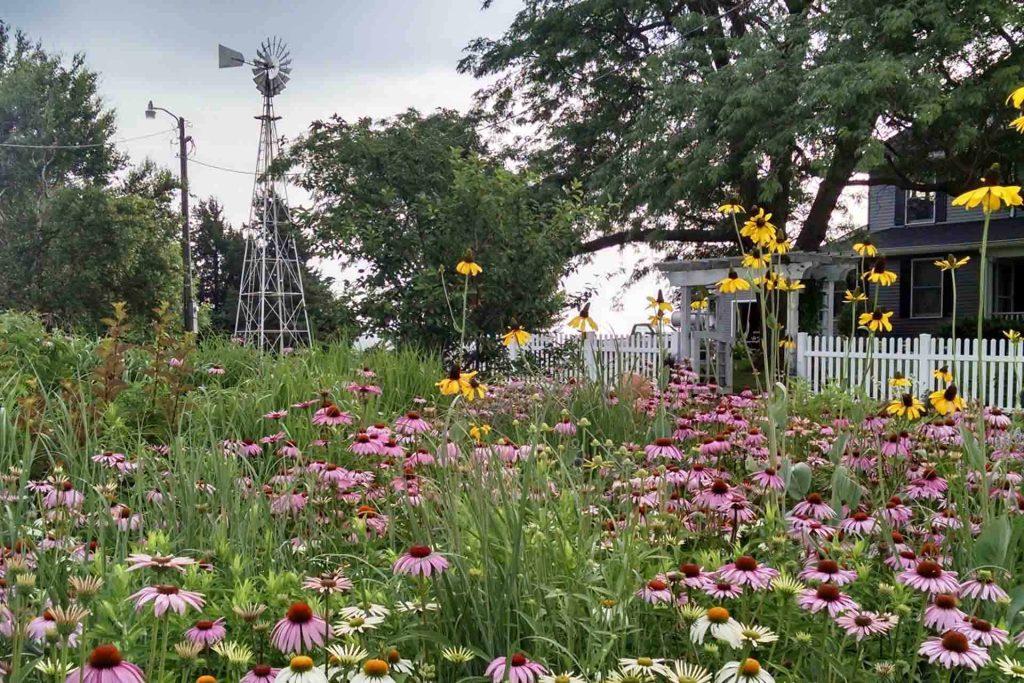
583, 332, 598, 382
796, 332, 809, 380
916, 334, 932, 396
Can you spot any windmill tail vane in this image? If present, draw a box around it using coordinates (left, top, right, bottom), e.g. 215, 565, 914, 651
222, 37, 311, 352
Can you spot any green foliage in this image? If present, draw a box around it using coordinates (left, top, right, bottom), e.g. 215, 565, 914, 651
286, 109, 588, 357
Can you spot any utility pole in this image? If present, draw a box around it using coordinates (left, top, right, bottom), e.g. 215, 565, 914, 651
147, 101, 196, 333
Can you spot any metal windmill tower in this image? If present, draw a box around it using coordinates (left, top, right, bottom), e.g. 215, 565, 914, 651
219, 38, 311, 352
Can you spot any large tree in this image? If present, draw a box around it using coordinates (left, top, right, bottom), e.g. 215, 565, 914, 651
283, 109, 587, 355
462, 0, 1024, 253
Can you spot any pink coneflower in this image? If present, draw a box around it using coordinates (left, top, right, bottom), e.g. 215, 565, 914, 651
924, 594, 966, 631
957, 617, 1009, 646
393, 546, 448, 577
553, 418, 577, 436
65, 644, 144, 683
750, 467, 784, 491
313, 404, 354, 426
237, 439, 262, 457
798, 559, 857, 585
905, 468, 948, 500
881, 496, 912, 525
704, 579, 744, 600
898, 561, 960, 594
636, 577, 673, 604
129, 584, 205, 617
91, 451, 126, 468
45, 481, 84, 509
27, 609, 80, 646
303, 571, 354, 594
484, 653, 547, 683
241, 664, 280, 683
271, 602, 330, 653
126, 553, 195, 573
698, 437, 730, 456
643, 437, 681, 460
185, 617, 227, 647
679, 563, 712, 588
111, 504, 143, 531
278, 440, 301, 458
797, 583, 859, 616
919, 630, 990, 670
880, 433, 908, 458
717, 556, 779, 591
348, 381, 383, 397
264, 409, 288, 420
791, 492, 835, 521
960, 574, 1009, 602
839, 511, 877, 536
395, 411, 431, 435
984, 407, 1011, 430
835, 610, 897, 641
207, 364, 225, 375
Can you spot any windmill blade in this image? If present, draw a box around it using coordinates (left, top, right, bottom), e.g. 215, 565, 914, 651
218, 44, 245, 68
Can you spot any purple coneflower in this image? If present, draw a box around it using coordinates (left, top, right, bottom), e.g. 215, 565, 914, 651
791, 492, 835, 520
834, 610, 897, 641
271, 602, 330, 653
924, 594, 966, 631
957, 617, 1009, 646
303, 571, 354, 595
395, 411, 430, 435
679, 563, 712, 588
313, 404, 354, 426
264, 409, 288, 420
918, 630, 990, 670
129, 584, 205, 617
717, 556, 779, 591
65, 644, 144, 683
636, 577, 673, 604
185, 617, 227, 647
798, 559, 857, 585
241, 664, 280, 683
704, 579, 744, 600
643, 437, 681, 460
126, 553, 196, 573
750, 467, 784, 491
553, 418, 577, 436
960, 574, 1009, 602
484, 653, 547, 683
898, 560, 960, 594
797, 583, 858, 616
393, 546, 448, 577
839, 511, 877, 536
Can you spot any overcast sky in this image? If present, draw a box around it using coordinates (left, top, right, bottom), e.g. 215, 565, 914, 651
5, 1, 862, 334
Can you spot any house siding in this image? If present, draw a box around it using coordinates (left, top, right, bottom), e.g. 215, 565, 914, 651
874, 253, 980, 336
868, 185, 897, 232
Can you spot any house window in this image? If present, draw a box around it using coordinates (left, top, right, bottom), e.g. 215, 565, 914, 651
905, 190, 936, 224
910, 259, 943, 318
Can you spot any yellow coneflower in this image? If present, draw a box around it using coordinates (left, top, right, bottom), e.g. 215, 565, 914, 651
690, 298, 709, 312
502, 325, 531, 347
887, 394, 925, 420
740, 208, 777, 246
782, 278, 805, 292
889, 372, 911, 389
952, 166, 1023, 214
858, 309, 894, 333
1005, 329, 1022, 344
647, 289, 673, 313
462, 375, 487, 402
853, 240, 878, 257
753, 272, 782, 291
779, 337, 796, 350
741, 251, 770, 269
568, 303, 598, 332
930, 384, 966, 415
718, 202, 745, 215
769, 237, 792, 255
436, 365, 470, 396
1011, 115, 1024, 134
455, 250, 483, 277
933, 366, 953, 383
863, 259, 898, 286
934, 255, 970, 271
469, 423, 491, 441
718, 270, 751, 293
1008, 85, 1024, 109
844, 289, 868, 304
649, 310, 669, 328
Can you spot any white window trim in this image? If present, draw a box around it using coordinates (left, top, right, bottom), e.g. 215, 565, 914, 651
910, 258, 944, 319
905, 189, 937, 225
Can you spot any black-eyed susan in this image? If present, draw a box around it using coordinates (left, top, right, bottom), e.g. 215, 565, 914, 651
455, 250, 483, 277
934, 255, 970, 271
568, 303, 598, 332
1005, 329, 1022, 344
853, 240, 878, 257
889, 372, 912, 389
718, 202, 745, 215
952, 165, 1023, 214
753, 272, 782, 291
469, 423, 491, 441
647, 289, 674, 313
436, 364, 470, 396
858, 309, 894, 333
781, 278, 805, 292
691, 298, 709, 312
718, 270, 751, 294
887, 393, 925, 419
779, 336, 796, 351
649, 310, 669, 328
462, 375, 487, 402
1008, 85, 1024, 109
740, 208, 777, 246
768, 237, 792, 255
863, 258, 898, 286
1011, 115, 1024, 134
741, 251, 770, 269
933, 366, 953, 384
843, 289, 868, 304
502, 325, 531, 348
930, 384, 966, 415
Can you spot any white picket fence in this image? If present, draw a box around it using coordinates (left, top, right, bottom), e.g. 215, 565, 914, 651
796, 333, 1024, 410
510, 332, 672, 381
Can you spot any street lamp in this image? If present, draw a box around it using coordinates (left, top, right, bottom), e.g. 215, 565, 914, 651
146, 100, 196, 333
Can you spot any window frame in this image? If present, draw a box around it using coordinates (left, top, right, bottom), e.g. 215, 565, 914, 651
904, 190, 937, 225
909, 257, 944, 319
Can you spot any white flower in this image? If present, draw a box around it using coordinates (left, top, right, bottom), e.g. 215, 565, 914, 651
736, 624, 778, 648
333, 613, 385, 636
395, 600, 439, 614
339, 603, 390, 619
325, 643, 368, 669
715, 659, 774, 683
690, 608, 742, 647
441, 646, 475, 664
276, 655, 329, 683
350, 659, 396, 683
540, 672, 587, 683
619, 658, 671, 678
662, 661, 711, 683
997, 656, 1024, 679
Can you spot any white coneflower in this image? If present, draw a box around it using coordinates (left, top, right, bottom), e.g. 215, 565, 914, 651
384, 648, 415, 675
539, 672, 587, 683
769, 573, 803, 596
339, 603, 390, 619
619, 657, 671, 678
350, 659, 396, 683
35, 658, 72, 676
441, 646, 476, 664
333, 613, 384, 636
690, 607, 742, 647
395, 599, 440, 614
325, 643, 368, 669
663, 661, 712, 683
736, 624, 778, 648
174, 641, 204, 661
212, 640, 253, 667
715, 659, 775, 683
276, 655, 329, 683
996, 656, 1024, 679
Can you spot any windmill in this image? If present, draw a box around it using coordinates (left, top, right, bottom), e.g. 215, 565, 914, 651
219, 38, 311, 352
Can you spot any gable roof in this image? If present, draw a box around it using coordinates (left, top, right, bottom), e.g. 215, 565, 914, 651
866, 217, 1024, 254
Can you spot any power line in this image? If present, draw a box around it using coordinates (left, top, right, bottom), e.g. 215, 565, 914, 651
0, 127, 177, 149
478, 0, 751, 132
185, 155, 302, 179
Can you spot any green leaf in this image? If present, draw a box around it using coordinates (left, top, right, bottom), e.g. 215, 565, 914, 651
973, 515, 1011, 569
788, 462, 812, 499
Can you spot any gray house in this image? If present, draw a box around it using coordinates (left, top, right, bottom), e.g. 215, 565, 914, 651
862, 184, 1024, 335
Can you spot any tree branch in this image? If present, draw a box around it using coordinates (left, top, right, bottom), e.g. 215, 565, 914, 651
575, 225, 734, 255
